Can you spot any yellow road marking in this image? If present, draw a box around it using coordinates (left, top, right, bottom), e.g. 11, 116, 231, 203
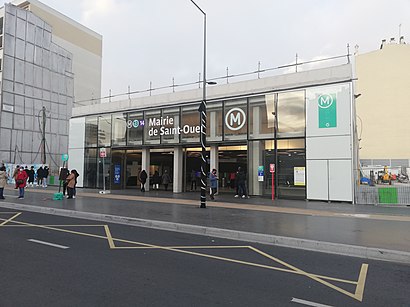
104, 225, 116, 249
0, 212, 22, 226
0, 215, 366, 300
248, 246, 366, 301
354, 263, 369, 301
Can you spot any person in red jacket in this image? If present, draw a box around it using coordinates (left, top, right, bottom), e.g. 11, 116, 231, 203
16, 167, 28, 199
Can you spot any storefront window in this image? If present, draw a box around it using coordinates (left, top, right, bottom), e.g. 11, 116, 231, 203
249, 95, 274, 139
127, 112, 143, 146
161, 108, 180, 144
112, 113, 127, 146
98, 115, 112, 147
181, 105, 200, 143
224, 99, 247, 141
84, 148, 97, 188
277, 91, 305, 138
144, 110, 161, 145
84, 116, 97, 147
207, 102, 222, 142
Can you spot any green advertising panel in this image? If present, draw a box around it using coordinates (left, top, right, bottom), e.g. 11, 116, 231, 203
318, 94, 337, 128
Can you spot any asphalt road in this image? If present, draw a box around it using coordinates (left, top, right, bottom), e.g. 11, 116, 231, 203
0, 210, 409, 307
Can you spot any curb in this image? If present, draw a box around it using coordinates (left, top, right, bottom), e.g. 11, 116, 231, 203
1, 202, 409, 264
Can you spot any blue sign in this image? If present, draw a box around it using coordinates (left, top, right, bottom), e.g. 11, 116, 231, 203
258, 166, 264, 182
114, 164, 121, 184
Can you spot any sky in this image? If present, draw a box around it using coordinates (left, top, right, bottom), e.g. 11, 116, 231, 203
3, 0, 410, 101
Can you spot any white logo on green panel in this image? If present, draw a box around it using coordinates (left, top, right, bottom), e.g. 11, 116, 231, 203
318, 94, 337, 128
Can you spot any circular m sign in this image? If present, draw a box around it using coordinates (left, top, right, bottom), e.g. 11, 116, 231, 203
225, 108, 246, 131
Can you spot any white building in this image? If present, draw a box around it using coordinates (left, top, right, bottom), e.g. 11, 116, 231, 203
69, 64, 357, 203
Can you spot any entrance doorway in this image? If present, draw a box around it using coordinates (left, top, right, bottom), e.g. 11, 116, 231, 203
150, 149, 173, 191
218, 145, 247, 193
109, 149, 142, 190
184, 148, 203, 192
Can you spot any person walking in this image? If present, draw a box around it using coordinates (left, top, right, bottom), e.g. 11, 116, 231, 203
72, 169, 80, 198
235, 167, 249, 198
66, 170, 76, 199
13, 165, 20, 189
36, 166, 44, 187
209, 169, 218, 200
162, 170, 171, 191
43, 166, 49, 187
0, 165, 8, 199
16, 167, 28, 199
27, 166, 35, 187
152, 171, 161, 190
139, 169, 147, 192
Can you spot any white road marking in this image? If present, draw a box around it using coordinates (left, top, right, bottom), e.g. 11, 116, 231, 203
28, 239, 69, 249
291, 297, 333, 307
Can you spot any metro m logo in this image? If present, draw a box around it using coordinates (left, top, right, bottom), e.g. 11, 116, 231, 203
318, 94, 333, 109
225, 108, 246, 131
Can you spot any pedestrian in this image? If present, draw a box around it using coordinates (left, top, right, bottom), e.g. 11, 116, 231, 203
0, 165, 8, 199
139, 169, 147, 192
152, 170, 161, 190
209, 168, 218, 200
235, 167, 249, 198
13, 165, 20, 189
37, 166, 44, 187
162, 170, 171, 191
72, 169, 80, 198
66, 170, 76, 199
190, 170, 197, 191
43, 166, 49, 187
28, 166, 35, 187
16, 167, 28, 199
61, 168, 70, 196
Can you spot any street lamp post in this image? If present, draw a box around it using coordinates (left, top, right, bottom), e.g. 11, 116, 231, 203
190, 0, 207, 208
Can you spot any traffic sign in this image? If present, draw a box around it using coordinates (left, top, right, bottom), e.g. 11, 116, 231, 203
99, 148, 107, 158
61, 154, 69, 161
270, 164, 275, 173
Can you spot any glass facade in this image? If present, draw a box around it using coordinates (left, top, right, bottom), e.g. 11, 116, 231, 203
78, 89, 312, 198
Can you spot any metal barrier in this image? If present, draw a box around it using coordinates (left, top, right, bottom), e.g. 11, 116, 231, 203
356, 184, 410, 206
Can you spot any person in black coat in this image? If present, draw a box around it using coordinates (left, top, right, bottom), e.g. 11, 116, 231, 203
152, 171, 161, 190
36, 166, 44, 187
139, 170, 148, 192
27, 166, 35, 187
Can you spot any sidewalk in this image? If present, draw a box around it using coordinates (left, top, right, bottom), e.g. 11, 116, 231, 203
1, 186, 409, 263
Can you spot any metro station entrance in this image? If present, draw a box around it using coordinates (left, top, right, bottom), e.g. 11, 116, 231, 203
218, 145, 247, 193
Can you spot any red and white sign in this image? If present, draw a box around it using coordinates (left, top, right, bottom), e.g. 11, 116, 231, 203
99, 148, 107, 158
269, 164, 275, 173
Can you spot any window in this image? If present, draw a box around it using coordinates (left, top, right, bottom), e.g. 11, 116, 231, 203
97, 115, 112, 147
207, 102, 223, 142
277, 91, 305, 138
181, 105, 200, 143
85, 117, 98, 147
112, 113, 127, 146
249, 95, 275, 139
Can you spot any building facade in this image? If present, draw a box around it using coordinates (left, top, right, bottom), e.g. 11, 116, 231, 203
355, 41, 410, 171
69, 64, 357, 202
0, 1, 102, 166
